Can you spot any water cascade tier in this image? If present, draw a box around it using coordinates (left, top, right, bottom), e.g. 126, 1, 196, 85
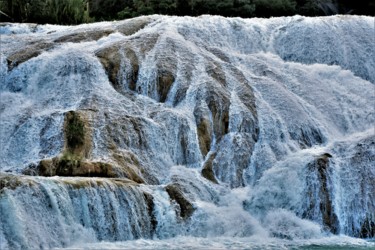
0, 15, 374, 249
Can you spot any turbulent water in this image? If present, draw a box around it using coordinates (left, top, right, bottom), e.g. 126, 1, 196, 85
0, 15, 374, 249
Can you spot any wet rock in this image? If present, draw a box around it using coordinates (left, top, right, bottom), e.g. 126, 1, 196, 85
0, 174, 31, 191
360, 218, 375, 238
154, 38, 178, 102
165, 184, 195, 219
194, 103, 213, 157
304, 154, 339, 234
57, 158, 116, 177
7, 41, 54, 70
230, 66, 258, 118
157, 69, 175, 102
205, 87, 230, 141
196, 118, 212, 157
206, 47, 231, 63
143, 192, 157, 234
96, 44, 127, 92
24, 156, 117, 178
54, 29, 114, 43
112, 152, 145, 184
205, 60, 227, 87
201, 153, 218, 184
116, 16, 156, 36
96, 42, 145, 94
104, 115, 148, 150
212, 133, 255, 188
289, 126, 324, 149
343, 136, 375, 238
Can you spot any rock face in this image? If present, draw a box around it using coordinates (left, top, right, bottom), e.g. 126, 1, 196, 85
166, 184, 196, 220
304, 153, 339, 234
7, 41, 54, 70
0, 15, 374, 248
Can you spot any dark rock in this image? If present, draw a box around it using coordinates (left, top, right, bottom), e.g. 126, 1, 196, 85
304, 154, 340, 234
165, 184, 195, 219
194, 103, 213, 157
205, 87, 230, 141
201, 153, 218, 184
157, 69, 175, 102
143, 192, 157, 235
96, 43, 141, 94
196, 118, 212, 157
96, 44, 124, 91
289, 126, 324, 149
205, 60, 227, 87
360, 218, 375, 238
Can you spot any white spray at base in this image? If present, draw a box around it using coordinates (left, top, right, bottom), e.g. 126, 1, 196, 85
0, 15, 374, 249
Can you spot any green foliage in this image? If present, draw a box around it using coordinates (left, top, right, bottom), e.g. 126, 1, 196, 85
66, 112, 85, 150
0, 0, 91, 24
0, 0, 373, 24
253, 0, 297, 17
60, 151, 82, 163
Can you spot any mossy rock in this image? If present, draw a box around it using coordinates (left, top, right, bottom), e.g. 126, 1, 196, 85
23, 154, 117, 178
65, 111, 85, 150
0, 174, 25, 191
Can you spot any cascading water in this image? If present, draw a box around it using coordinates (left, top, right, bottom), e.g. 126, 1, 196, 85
0, 15, 374, 249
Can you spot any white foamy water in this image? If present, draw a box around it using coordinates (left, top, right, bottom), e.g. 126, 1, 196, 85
0, 15, 374, 249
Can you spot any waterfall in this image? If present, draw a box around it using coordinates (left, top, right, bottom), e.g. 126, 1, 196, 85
0, 15, 374, 249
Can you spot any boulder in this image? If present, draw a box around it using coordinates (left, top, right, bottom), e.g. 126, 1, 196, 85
7, 41, 54, 70
165, 184, 195, 219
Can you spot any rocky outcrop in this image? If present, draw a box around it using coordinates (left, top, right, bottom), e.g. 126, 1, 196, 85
289, 126, 325, 149
143, 192, 157, 235
212, 133, 256, 188
165, 184, 195, 220
205, 87, 230, 141
201, 153, 218, 184
340, 136, 375, 238
304, 153, 339, 234
111, 151, 146, 184
115, 16, 156, 36
194, 103, 213, 157
22, 110, 148, 182
54, 29, 114, 43
24, 156, 117, 178
96, 43, 139, 93
7, 40, 54, 70
0, 174, 31, 191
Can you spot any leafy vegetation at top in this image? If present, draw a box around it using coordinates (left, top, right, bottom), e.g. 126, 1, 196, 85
0, 0, 374, 24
